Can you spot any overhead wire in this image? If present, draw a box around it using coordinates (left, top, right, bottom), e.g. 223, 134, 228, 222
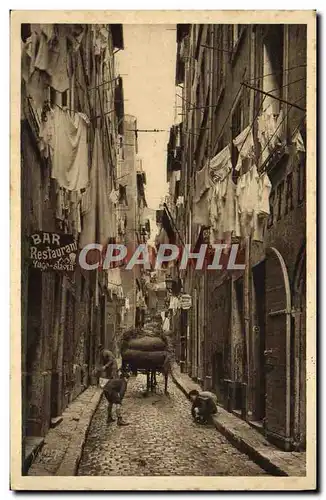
241, 81, 306, 113
235, 78, 306, 164
257, 95, 306, 168
243, 63, 307, 84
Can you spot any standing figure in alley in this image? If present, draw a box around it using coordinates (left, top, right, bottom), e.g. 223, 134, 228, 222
97, 344, 118, 380
189, 389, 218, 425
103, 369, 130, 426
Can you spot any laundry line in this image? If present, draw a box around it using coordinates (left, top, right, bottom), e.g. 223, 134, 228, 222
186, 76, 305, 112
243, 63, 307, 84
211, 76, 306, 156
234, 84, 306, 167
260, 94, 306, 154
87, 75, 127, 91
241, 81, 306, 112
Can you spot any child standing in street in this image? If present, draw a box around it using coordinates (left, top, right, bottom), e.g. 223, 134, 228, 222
102, 370, 130, 426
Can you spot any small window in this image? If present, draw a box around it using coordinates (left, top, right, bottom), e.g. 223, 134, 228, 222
62, 91, 68, 107
49, 87, 57, 107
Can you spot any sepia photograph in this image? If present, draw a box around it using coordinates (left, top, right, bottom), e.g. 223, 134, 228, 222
10, 10, 316, 491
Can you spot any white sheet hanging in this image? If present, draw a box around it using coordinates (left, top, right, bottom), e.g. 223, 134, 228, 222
209, 145, 232, 182
233, 126, 255, 171
41, 106, 90, 191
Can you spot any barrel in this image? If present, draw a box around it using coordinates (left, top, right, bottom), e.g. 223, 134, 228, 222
127, 336, 167, 352
122, 349, 168, 369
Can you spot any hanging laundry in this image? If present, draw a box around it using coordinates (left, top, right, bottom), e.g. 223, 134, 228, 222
194, 162, 213, 203
34, 26, 53, 72
79, 134, 97, 248
257, 172, 272, 217
47, 25, 70, 93
176, 196, 184, 207
69, 191, 82, 239
81, 186, 91, 215
236, 165, 258, 239
209, 172, 240, 245
96, 130, 112, 245
92, 25, 109, 56
109, 188, 119, 204
39, 103, 55, 156
209, 145, 232, 182
235, 165, 272, 242
67, 25, 85, 52
292, 129, 305, 153
252, 172, 272, 242
233, 126, 255, 171
193, 188, 212, 226
79, 130, 112, 247
41, 106, 89, 191
257, 106, 285, 165
23, 32, 38, 79
55, 184, 65, 221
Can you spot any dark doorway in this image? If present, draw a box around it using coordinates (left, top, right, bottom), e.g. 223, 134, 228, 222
26, 267, 42, 436
50, 274, 61, 419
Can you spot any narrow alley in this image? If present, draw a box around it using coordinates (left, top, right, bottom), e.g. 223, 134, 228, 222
77, 375, 267, 476
19, 20, 309, 485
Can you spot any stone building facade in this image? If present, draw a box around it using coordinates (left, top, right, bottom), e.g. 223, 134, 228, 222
166, 24, 307, 451
21, 23, 126, 466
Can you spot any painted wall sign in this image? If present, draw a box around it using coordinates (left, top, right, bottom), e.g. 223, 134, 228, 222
29, 231, 77, 272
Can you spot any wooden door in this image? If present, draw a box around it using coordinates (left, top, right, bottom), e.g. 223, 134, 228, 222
265, 247, 291, 449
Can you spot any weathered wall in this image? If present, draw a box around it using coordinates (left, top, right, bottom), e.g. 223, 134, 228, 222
119, 115, 138, 331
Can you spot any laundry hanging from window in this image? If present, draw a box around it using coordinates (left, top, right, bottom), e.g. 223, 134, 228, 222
232, 126, 255, 172
39, 106, 90, 191
109, 188, 120, 205
209, 170, 241, 247
193, 162, 214, 226
257, 105, 286, 165
79, 129, 112, 248
208, 145, 232, 182
235, 165, 272, 242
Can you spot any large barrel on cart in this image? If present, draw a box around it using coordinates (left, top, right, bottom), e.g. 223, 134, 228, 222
120, 329, 172, 393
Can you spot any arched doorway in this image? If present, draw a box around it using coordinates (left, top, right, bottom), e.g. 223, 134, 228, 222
265, 247, 292, 450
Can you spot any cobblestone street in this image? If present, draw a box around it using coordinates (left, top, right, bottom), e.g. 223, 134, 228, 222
77, 375, 268, 476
